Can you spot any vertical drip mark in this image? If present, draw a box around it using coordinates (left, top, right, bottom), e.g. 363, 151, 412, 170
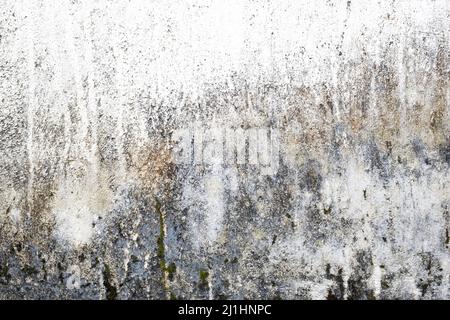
82, 0, 99, 179
205, 170, 225, 244
47, 0, 71, 177
370, 13, 382, 126
111, 1, 128, 182
331, 66, 341, 122
24, 0, 36, 216
128, 3, 148, 149
11, 2, 22, 71
396, 12, 411, 245
63, 2, 89, 164
397, 24, 407, 146
155, 199, 170, 299
369, 64, 378, 127
208, 269, 214, 300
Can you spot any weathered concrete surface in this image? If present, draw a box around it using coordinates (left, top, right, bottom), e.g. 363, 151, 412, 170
0, 0, 449, 299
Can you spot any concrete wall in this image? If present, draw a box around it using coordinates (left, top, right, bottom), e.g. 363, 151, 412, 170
0, 0, 449, 299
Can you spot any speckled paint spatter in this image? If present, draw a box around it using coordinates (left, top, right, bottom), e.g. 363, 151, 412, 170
0, 0, 449, 299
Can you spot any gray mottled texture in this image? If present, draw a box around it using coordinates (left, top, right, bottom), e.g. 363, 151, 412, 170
0, 0, 449, 299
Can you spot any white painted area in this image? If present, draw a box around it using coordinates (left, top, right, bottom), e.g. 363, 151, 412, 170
9, 208, 21, 225
13, 0, 445, 98
66, 265, 81, 290
52, 177, 113, 247
204, 171, 225, 243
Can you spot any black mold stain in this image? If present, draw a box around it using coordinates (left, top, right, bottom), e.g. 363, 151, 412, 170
347, 250, 375, 300
325, 264, 345, 300
416, 253, 443, 298
102, 263, 118, 300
